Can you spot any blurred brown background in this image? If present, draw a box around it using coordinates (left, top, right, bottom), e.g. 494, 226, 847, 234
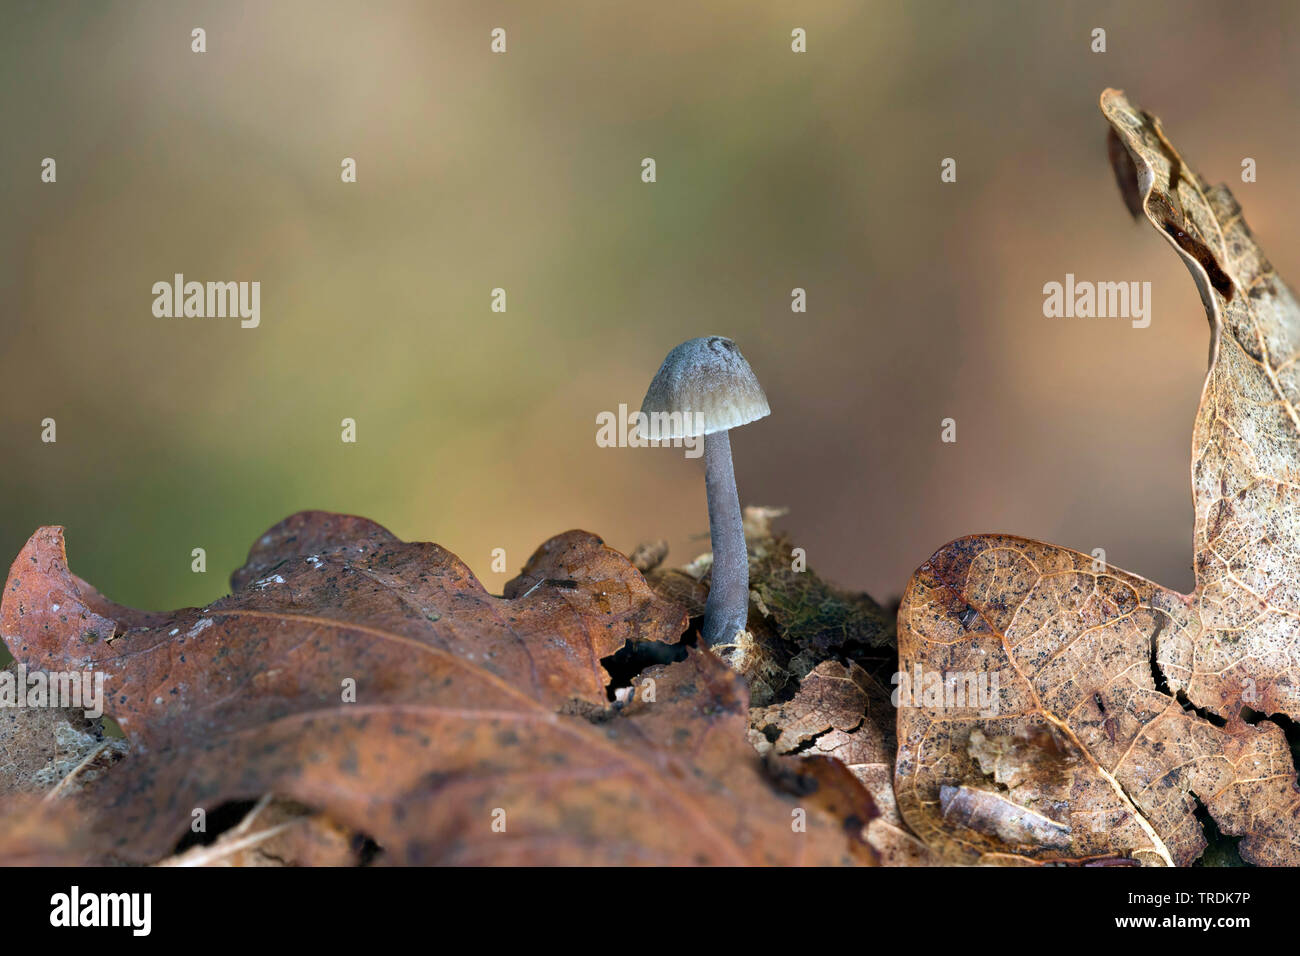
2, 0, 1298, 629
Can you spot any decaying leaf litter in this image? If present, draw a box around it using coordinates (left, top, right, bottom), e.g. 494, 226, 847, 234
3, 90, 1300, 865
0, 512, 876, 864
894, 90, 1300, 866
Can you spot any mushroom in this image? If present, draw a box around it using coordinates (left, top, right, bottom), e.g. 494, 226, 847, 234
639, 336, 770, 646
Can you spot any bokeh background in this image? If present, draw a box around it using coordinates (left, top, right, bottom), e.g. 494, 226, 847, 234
3, 1, 1299, 646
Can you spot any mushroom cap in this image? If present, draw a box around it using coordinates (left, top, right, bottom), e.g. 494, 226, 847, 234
638, 336, 770, 439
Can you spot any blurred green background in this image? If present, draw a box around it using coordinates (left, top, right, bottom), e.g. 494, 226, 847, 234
2, 1, 1299, 645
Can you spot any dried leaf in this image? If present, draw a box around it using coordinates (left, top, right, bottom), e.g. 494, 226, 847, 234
0, 664, 127, 797
0, 795, 96, 865
1, 511, 871, 865
0, 662, 128, 865
750, 660, 935, 864
895, 91, 1300, 866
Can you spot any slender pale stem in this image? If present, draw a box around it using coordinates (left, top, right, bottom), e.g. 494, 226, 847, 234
702, 429, 748, 646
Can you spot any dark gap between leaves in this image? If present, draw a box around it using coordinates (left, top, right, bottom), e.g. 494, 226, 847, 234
171, 799, 383, 865
172, 799, 262, 853
1191, 793, 1246, 867
1149, 616, 1230, 728
353, 834, 383, 866
785, 726, 833, 756
600, 634, 692, 702
1241, 706, 1300, 766
1148, 624, 1173, 697
1176, 690, 1226, 728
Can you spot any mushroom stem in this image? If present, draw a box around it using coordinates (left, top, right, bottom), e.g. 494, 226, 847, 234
702, 429, 749, 646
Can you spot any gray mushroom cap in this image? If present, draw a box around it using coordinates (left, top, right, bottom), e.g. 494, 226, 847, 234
638, 336, 770, 439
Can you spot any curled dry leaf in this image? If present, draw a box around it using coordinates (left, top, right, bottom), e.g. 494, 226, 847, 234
1, 511, 873, 865
895, 90, 1300, 866
750, 660, 935, 865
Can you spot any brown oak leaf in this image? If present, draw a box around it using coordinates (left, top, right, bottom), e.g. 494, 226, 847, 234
893, 90, 1300, 866
1, 511, 872, 865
